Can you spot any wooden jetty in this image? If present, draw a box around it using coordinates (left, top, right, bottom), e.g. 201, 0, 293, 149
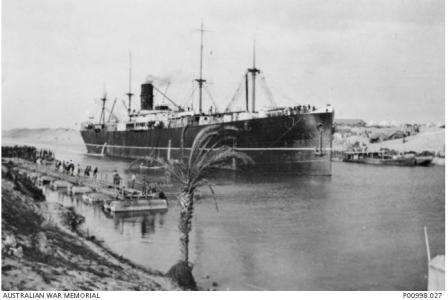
104, 199, 168, 213
50, 180, 73, 190
8, 158, 170, 213
82, 192, 113, 204
70, 186, 93, 195
11, 158, 125, 196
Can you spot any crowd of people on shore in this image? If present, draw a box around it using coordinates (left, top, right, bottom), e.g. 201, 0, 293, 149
54, 160, 98, 178
52, 160, 166, 199
2, 145, 55, 162
3, 145, 167, 200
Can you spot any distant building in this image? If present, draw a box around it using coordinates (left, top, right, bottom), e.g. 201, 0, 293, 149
334, 119, 366, 127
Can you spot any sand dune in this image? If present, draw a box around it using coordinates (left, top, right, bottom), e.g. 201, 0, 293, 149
368, 127, 445, 153
2, 128, 83, 146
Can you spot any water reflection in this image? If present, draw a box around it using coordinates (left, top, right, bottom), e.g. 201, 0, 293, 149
32, 150, 445, 290
43, 186, 169, 242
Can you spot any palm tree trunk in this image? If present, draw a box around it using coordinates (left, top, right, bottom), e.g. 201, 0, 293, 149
179, 191, 194, 263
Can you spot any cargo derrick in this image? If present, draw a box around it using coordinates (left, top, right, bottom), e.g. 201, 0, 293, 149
80, 23, 335, 175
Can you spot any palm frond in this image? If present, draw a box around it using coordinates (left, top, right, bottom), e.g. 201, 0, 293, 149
199, 148, 253, 172
188, 126, 220, 168
206, 181, 218, 212
191, 127, 238, 166
190, 149, 253, 188
152, 125, 254, 194
158, 157, 189, 187
188, 126, 239, 168
143, 125, 254, 266
191, 135, 237, 168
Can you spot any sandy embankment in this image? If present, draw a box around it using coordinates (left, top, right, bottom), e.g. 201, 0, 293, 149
2, 128, 84, 147
333, 126, 445, 165
367, 127, 444, 152
369, 127, 445, 165
1, 161, 179, 291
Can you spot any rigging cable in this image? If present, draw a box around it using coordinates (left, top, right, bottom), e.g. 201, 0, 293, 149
204, 85, 218, 110
183, 82, 198, 109
121, 99, 128, 111
107, 98, 118, 122
259, 72, 277, 108
224, 74, 245, 112
152, 85, 182, 110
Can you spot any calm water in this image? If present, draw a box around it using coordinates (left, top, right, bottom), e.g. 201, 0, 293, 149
6, 139, 445, 290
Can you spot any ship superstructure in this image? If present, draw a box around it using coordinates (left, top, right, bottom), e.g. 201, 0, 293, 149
80, 24, 334, 175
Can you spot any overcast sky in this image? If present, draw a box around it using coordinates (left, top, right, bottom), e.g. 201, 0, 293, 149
2, 0, 444, 129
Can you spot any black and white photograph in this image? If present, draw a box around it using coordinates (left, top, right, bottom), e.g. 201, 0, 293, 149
1, 0, 445, 295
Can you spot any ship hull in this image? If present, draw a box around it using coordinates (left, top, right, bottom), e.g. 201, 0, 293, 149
80, 112, 334, 175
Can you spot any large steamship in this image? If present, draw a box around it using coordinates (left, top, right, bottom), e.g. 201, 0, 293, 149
80, 24, 334, 175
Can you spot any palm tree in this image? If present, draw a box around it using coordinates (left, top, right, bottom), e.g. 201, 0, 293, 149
163, 125, 253, 289
167, 125, 253, 262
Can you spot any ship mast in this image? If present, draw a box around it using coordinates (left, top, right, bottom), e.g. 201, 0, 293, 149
247, 40, 260, 113
126, 52, 133, 121
245, 73, 249, 112
99, 93, 107, 125
195, 21, 206, 114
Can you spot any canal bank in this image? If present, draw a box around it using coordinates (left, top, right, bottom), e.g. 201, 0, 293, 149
1, 160, 179, 291
1, 146, 445, 290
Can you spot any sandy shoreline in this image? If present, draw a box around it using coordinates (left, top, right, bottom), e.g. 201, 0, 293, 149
333, 125, 445, 165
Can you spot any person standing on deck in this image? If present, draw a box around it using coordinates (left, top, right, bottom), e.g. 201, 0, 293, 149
113, 170, 121, 189
151, 185, 157, 195
130, 173, 136, 189
142, 176, 148, 196
69, 161, 74, 176
85, 165, 91, 177
93, 167, 98, 179
159, 190, 167, 200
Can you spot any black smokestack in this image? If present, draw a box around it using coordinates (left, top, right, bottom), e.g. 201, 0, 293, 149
140, 82, 154, 110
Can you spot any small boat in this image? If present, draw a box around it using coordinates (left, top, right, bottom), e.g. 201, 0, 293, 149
343, 151, 417, 166
50, 180, 73, 190
128, 158, 165, 172
38, 176, 54, 185
106, 198, 168, 213
148, 166, 163, 170
82, 192, 112, 204
121, 188, 144, 199
139, 164, 150, 170
415, 156, 433, 166
103, 188, 168, 213
70, 186, 93, 195
136, 163, 164, 171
